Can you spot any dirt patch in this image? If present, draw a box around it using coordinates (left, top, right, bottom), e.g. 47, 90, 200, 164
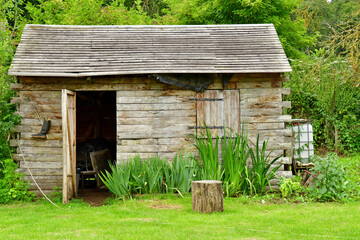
150, 203, 183, 210
77, 188, 113, 207
133, 218, 157, 222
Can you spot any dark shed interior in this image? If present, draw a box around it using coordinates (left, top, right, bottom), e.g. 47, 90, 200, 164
76, 91, 116, 189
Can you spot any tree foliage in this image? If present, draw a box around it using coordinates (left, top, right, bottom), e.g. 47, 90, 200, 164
164, 0, 316, 59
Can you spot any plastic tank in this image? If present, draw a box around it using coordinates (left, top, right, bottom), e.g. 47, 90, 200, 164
292, 120, 315, 163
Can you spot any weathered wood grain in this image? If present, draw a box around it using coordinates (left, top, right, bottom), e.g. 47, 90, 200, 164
17, 168, 63, 176
192, 180, 224, 213
10, 139, 62, 147
13, 153, 62, 162
19, 161, 62, 169
9, 25, 291, 77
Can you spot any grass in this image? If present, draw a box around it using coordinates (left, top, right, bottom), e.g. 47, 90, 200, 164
1, 195, 360, 240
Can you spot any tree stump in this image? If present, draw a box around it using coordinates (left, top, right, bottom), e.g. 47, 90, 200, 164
192, 180, 223, 213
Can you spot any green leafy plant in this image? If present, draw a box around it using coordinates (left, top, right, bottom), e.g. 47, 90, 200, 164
248, 136, 283, 195
100, 154, 198, 199
279, 176, 303, 198
163, 153, 198, 194
221, 127, 250, 197
194, 125, 224, 181
99, 161, 132, 200
194, 125, 283, 196
0, 159, 34, 204
309, 153, 357, 202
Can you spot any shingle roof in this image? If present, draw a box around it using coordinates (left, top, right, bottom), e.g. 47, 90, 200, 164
8, 24, 291, 77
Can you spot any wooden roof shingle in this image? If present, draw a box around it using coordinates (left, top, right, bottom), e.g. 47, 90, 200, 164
8, 24, 292, 77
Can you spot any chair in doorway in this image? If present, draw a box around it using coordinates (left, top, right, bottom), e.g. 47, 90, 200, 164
89, 148, 113, 188
78, 151, 96, 189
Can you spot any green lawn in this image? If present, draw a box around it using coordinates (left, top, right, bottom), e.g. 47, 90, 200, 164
1, 195, 359, 240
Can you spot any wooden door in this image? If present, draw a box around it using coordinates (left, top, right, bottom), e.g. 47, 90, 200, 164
196, 90, 240, 137
62, 89, 76, 204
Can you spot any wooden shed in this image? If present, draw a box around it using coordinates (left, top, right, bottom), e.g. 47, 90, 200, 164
8, 24, 293, 202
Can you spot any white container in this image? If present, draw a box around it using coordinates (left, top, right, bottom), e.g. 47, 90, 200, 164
292, 122, 315, 163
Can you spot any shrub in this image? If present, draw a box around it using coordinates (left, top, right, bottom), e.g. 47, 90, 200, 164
279, 175, 304, 198
0, 159, 34, 204
309, 153, 357, 202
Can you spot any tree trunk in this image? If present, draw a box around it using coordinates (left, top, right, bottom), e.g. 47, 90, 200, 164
192, 180, 223, 213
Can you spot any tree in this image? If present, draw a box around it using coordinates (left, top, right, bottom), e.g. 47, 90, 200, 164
164, 0, 316, 59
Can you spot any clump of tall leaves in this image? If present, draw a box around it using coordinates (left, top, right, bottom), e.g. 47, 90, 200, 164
194, 125, 283, 196
100, 154, 198, 199
247, 136, 283, 195
309, 153, 358, 202
0, 159, 35, 204
221, 127, 249, 196
194, 126, 223, 181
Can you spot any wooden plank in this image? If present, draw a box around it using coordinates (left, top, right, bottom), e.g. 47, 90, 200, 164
117, 130, 193, 139
23, 175, 62, 183
247, 129, 293, 137
62, 89, 76, 204
19, 90, 61, 98
17, 168, 63, 176
11, 97, 62, 105
244, 122, 285, 130
118, 138, 158, 145
19, 118, 62, 126
247, 136, 294, 145
10, 139, 62, 147
11, 82, 183, 91
240, 101, 291, 109
16, 111, 62, 119
242, 115, 291, 123
236, 81, 282, 89
20, 76, 155, 84
157, 137, 193, 145
117, 124, 191, 133
197, 90, 224, 137
19, 104, 61, 113
17, 147, 62, 155
117, 110, 196, 118
196, 92, 204, 128
117, 143, 194, 153
29, 182, 60, 190
250, 142, 293, 151
20, 132, 62, 140
240, 88, 290, 97
116, 102, 195, 111
19, 161, 62, 169
224, 90, 240, 131
13, 153, 62, 162
117, 96, 190, 104
240, 108, 283, 116
231, 73, 282, 81
117, 117, 195, 125
117, 90, 195, 98
14, 125, 62, 133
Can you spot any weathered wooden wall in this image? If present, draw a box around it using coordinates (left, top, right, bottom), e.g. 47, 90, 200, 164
10, 73, 292, 193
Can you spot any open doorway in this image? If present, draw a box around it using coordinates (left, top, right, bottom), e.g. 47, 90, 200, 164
75, 91, 116, 196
